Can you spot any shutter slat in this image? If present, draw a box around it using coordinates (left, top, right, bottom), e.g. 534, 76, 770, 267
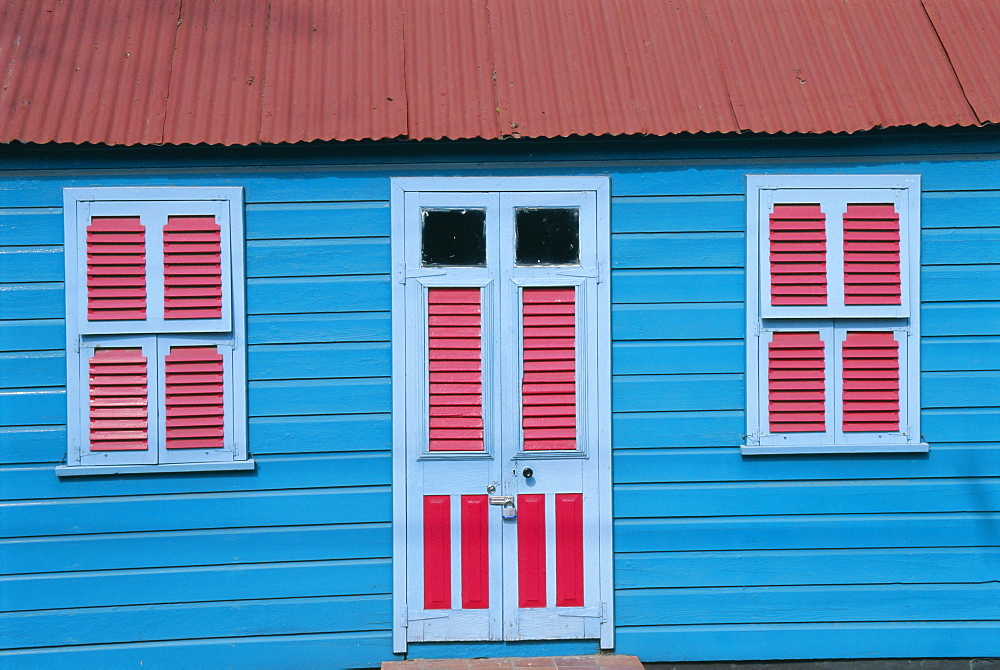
843, 204, 902, 306
522, 287, 577, 451
89, 348, 149, 451
164, 346, 225, 449
842, 331, 900, 432
769, 204, 827, 307
768, 331, 826, 433
163, 215, 223, 320
87, 217, 147, 321
428, 288, 485, 452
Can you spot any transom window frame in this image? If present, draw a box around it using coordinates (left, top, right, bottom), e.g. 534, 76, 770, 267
743, 174, 928, 455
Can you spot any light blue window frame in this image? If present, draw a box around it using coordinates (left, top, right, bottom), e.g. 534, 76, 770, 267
59, 187, 251, 476
744, 175, 927, 455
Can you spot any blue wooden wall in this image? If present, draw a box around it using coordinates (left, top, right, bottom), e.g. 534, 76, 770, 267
1, 132, 998, 667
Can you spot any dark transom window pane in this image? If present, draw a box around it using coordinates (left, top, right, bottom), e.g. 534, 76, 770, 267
515, 208, 580, 266
421, 209, 487, 266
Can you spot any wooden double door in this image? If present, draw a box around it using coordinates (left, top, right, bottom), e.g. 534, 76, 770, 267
391, 180, 612, 652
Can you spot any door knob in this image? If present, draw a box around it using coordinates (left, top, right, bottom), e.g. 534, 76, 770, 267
522, 467, 533, 479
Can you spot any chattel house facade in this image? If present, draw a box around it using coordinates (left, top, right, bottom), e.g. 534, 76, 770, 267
1, 1, 999, 667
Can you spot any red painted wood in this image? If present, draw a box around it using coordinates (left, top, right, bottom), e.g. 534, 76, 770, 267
461, 495, 489, 609
428, 288, 484, 451
769, 204, 827, 306
86, 216, 147, 321
843, 204, 902, 305
842, 331, 900, 432
768, 331, 826, 432
164, 346, 225, 449
423, 495, 452, 610
89, 348, 149, 451
517, 494, 547, 608
163, 215, 223, 319
522, 287, 577, 451
555, 493, 584, 607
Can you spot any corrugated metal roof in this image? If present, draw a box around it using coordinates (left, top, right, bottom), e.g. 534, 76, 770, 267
923, 0, 1000, 125
0, 0, 995, 146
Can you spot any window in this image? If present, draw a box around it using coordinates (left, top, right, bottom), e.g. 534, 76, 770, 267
58, 188, 251, 475
743, 175, 927, 454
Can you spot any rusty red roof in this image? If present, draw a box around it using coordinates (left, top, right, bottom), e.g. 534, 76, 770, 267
0, 0, 996, 146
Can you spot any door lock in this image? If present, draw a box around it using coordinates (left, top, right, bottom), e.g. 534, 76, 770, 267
488, 495, 517, 519
488, 495, 514, 506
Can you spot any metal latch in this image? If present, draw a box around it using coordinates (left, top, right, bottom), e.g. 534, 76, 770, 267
489, 495, 516, 519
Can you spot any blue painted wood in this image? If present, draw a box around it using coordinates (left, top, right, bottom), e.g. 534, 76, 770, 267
614, 444, 1000, 484
0, 387, 64, 425
248, 311, 390, 345
612, 232, 744, 269
0, 208, 63, 245
249, 377, 391, 416
1, 453, 391, 501
2, 487, 391, 537
0, 319, 63, 351
613, 411, 744, 448
1, 594, 391, 651
246, 238, 389, 278
922, 371, 1000, 408
0, 425, 65, 464
0, 631, 393, 670
613, 341, 743, 375
614, 513, 1000, 552
614, 478, 1000, 518
616, 622, 1000, 663
613, 374, 743, 412
922, 336, 1000, 371
922, 227, 1000, 265
611, 196, 745, 233
248, 275, 389, 314
249, 342, 390, 380
615, 546, 1000, 589
922, 265, 1000, 302
0, 523, 390, 575
0, 350, 63, 387
0, 137, 998, 664
617, 583, 1000, 626
0, 283, 63, 319
612, 268, 742, 304
0, 246, 62, 282
1, 558, 390, 611
923, 408, 1000, 442
923, 191, 1000, 228
246, 201, 389, 239
612, 304, 744, 340
922, 302, 1000, 336
250, 414, 391, 455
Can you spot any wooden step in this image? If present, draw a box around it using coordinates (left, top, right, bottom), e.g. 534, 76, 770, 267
383, 655, 643, 670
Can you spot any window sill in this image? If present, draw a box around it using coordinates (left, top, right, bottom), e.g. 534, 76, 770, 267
740, 443, 929, 455
56, 459, 256, 477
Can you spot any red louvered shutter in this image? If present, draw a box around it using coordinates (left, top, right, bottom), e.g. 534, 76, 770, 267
163, 215, 223, 320
428, 288, 484, 451
89, 348, 149, 451
86, 216, 147, 321
842, 332, 900, 432
843, 204, 902, 306
164, 346, 225, 449
522, 287, 577, 451
768, 331, 826, 433
769, 204, 827, 306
